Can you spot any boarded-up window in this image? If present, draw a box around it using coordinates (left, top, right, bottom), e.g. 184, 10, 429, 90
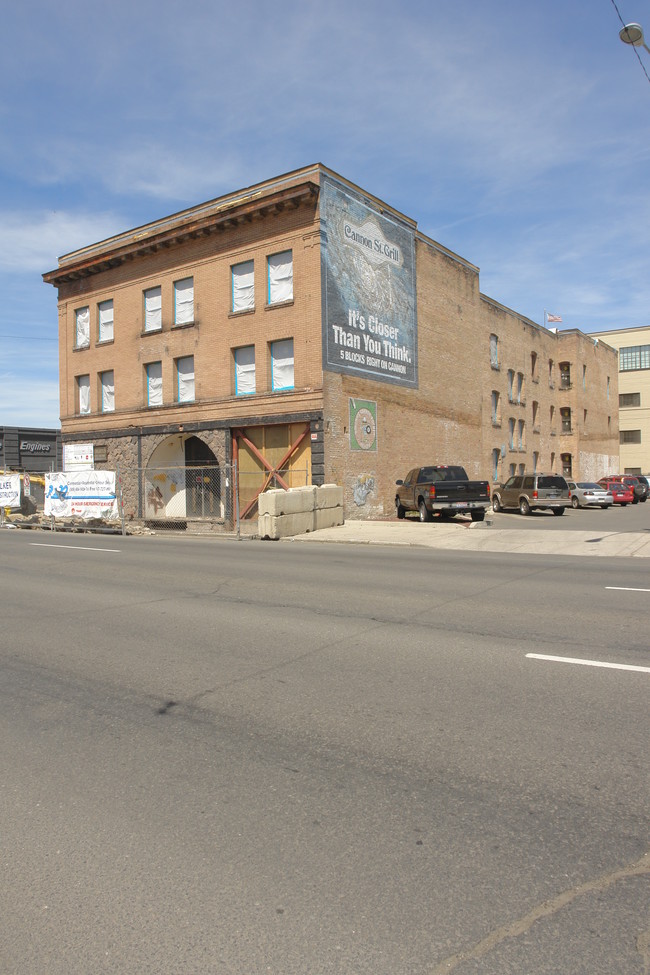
268, 251, 293, 304
101, 370, 115, 412
98, 300, 114, 342
75, 307, 90, 348
146, 361, 163, 406
234, 346, 255, 395
232, 260, 254, 312
174, 278, 194, 325
176, 356, 195, 402
77, 374, 90, 413
271, 339, 294, 390
144, 287, 162, 332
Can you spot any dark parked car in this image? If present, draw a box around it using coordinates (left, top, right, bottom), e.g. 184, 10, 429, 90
492, 473, 570, 515
621, 475, 648, 502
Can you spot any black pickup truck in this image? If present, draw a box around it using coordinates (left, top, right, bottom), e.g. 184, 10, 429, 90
395, 466, 491, 522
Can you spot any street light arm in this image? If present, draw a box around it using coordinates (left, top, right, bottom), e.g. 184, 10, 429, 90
619, 23, 650, 54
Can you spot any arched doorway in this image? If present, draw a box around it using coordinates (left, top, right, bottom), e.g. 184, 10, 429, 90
144, 435, 222, 520
184, 436, 221, 517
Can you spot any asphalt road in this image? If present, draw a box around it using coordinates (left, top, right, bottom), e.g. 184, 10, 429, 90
1, 531, 648, 974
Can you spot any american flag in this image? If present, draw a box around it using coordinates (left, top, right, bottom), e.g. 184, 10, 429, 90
546, 313, 562, 323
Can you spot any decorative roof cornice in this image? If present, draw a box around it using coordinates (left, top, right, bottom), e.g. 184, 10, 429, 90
43, 179, 319, 286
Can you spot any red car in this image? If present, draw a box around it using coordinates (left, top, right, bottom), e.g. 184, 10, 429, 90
598, 479, 634, 505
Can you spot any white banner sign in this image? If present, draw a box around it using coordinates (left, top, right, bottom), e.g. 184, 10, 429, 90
0, 474, 21, 509
45, 471, 118, 520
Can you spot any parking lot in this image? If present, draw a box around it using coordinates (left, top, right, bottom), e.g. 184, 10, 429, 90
487, 495, 650, 531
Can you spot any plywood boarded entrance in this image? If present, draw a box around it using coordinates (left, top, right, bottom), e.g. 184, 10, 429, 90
233, 423, 311, 520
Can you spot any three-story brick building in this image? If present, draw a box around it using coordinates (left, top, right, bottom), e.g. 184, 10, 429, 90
43, 164, 619, 525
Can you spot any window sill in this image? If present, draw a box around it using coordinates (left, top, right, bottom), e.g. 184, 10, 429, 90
491, 363, 500, 371
229, 307, 256, 318
492, 421, 502, 428
73, 345, 90, 352
141, 327, 163, 337
266, 300, 294, 311
96, 338, 114, 347
171, 321, 195, 331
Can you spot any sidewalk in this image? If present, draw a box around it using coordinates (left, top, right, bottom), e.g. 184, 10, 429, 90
283, 518, 650, 558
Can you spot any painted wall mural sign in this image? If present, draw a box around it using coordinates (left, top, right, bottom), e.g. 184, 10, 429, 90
349, 398, 377, 452
321, 174, 418, 387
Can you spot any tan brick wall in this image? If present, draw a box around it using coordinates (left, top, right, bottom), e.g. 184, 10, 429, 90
324, 238, 620, 519
57, 199, 324, 433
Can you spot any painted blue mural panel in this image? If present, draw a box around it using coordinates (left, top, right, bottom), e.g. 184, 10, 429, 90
321, 175, 418, 388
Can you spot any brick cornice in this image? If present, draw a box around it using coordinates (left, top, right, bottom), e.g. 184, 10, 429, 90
43, 180, 319, 287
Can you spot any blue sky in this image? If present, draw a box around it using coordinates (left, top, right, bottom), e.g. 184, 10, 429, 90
2, 0, 649, 429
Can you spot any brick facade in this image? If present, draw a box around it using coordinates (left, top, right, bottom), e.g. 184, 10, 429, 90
44, 164, 619, 523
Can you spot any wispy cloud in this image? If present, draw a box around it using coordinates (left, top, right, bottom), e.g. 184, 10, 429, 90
0, 0, 649, 430
0, 211, 125, 273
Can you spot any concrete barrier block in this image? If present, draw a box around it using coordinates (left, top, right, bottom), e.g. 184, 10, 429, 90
259, 486, 316, 517
314, 506, 344, 530
314, 484, 344, 510
258, 509, 316, 540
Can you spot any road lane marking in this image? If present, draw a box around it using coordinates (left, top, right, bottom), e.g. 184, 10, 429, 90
30, 543, 121, 553
527, 653, 650, 674
606, 586, 650, 592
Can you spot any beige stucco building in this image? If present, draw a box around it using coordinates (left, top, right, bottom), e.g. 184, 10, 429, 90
43, 164, 620, 526
589, 325, 650, 475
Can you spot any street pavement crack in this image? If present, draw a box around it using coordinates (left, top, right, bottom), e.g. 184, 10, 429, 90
429, 850, 650, 974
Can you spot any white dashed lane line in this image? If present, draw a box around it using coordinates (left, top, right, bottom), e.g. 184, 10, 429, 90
526, 653, 650, 674
30, 543, 121, 553
605, 586, 650, 592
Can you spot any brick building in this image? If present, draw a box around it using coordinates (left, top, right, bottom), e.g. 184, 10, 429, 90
43, 164, 619, 525
588, 325, 650, 475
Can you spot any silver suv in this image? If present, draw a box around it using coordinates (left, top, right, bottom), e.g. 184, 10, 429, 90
492, 473, 570, 516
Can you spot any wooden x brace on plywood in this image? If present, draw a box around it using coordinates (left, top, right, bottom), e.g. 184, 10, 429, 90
234, 425, 310, 520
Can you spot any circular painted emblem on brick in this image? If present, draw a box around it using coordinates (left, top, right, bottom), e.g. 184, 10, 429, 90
354, 407, 376, 450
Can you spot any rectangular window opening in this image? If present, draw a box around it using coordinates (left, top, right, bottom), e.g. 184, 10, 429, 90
98, 300, 114, 342
234, 346, 255, 395
174, 277, 194, 325
144, 287, 162, 333
232, 260, 255, 312
75, 306, 90, 348
271, 338, 294, 391
146, 361, 163, 407
268, 251, 293, 305
176, 356, 195, 402
100, 370, 115, 413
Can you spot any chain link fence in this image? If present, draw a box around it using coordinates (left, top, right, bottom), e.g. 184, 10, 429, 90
2, 463, 312, 536
141, 464, 238, 533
